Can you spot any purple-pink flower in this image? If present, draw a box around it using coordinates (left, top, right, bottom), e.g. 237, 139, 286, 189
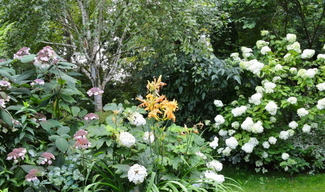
84, 113, 99, 121
0, 80, 11, 89
87, 87, 104, 97
74, 129, 88, 139
33, 46, 61, 68
13, 47, 30, 59
30, 79, 45, 86
32, 113, 47, 123
73, 130, 91, 149
25, 169, 39, 182
7, 148, 27, 163
38, 152, 55, 165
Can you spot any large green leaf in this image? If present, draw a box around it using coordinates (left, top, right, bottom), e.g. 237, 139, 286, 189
20, 54, 36, 63
57, 126, 70, 135
55, 137, 69, 152
0, 108, 12, 127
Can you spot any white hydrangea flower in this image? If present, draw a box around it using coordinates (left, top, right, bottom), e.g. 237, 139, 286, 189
284, 53, 293, 62
290, 67, 297, 73
274, 64, 283, 71
263, 81, 276, 93
268, 136, 277, 144
262, 141, 270, 149
226, 137, 238, 149
128, 164, 148, 184
256, 160, 263, 167
214, 100, 223, 107
286, 34, 296, 43
230, 52, 240, 58
129, 112, 146, 126
279, 131, 290, 140
249, 93, 263, 105
195, 151, 207, 160
255, 86, 264, 93
302, 124, 311, 133
289, 121, 298, 129
287, 42, 301, 53
323, 44, 325, 50
252, 121, 264, 133
143, 131, 154, 143
287, 97, 297, 104
248, 137, 259, 146
305, 68, 318, 78
241, 117, 254, 132
119, 132, 136, 147
288, 129, 295, 137
261, 30, 269, 36
262, 151, 269, 158
265, 101, 277, 115
297, 108, 309, 117
242, 143, 254, 153
204, 171, 225, 184
311, 123, 318, 128
222, 147, 232, 156
231, 121, 240, 129
256, 40, 269, 49
297, 69, 306, 77
272, 76, 281, 83
206, 160, 223, 172
214, 115, 225, 127
270, 116, 277, 123
301, 49, 315, 59
231, 106, 247, 117
261, 46, 271, 55
317, 54, 325, 60
317, 98, 325, 110
282, 153, 289, 160
218, 129, 228, 136
228, 129, 236, 136
209, 136, 219, 149
247, 59, 264, 76
316, 82, 325, 91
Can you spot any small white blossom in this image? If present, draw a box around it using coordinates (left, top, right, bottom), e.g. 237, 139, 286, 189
268, 136, 277, 144
241, 117, 254, 132
289, 121, 298, 129
249, 93, 263, 105
261, 30, 269, 36
279, 131, 290, 140
129, 112, 146, 126
262, 141, 270, 149
228, 129, 236, 136
265, 101, 277, 115
256, 40, 269, 49
143, 131, 154, 143
204, 171, 225, 184
214, 100, 223, 107
255, 86, 264, 93
222, 147, 232, 156
301, 49, 315, 59
195, 151, 207, 160
272, 76, 281, 82
251, 121, 264, 133
128, 164, 148, 184
287, 42, 301, 53
270, 116, 277, 123
226, 137, 238, 149
231, 121, 240, 129
302, 124, 311, 133
242, 143, 254, 153
209, 137, 219, 149
231, 106, 247, 117
282, 153, 289, 160
287, 97, 297, 104
248, 137, 259, 146
214, 115, 225, 127
274, 64, 283, 71
317, 98, 325, 110
261, 46, 271, 55
316, 82, 325, 91
286, 34, 296, 43
119, 132, 136, 148
218, 129, 228, 136
206, 160, 223, 172
284, 53, 293, 62
263, 81, 276, 93
290, 67, 297, 73
256, 160, 263, 167
262, 151, 269, 158
317, 54, 325, 60
297, 108, 309, 117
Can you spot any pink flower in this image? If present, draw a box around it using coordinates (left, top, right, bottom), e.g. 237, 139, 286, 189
0, 80, 11, 89
32, 113, 47, 123
30, 79, 45, 86
33, 46, 61, 68
12, 119, 21, 126
25, 169, 38, 182
84, 113, 99, 121
13, 47, 30, 59
0, 99, 5, 108
0, 59, 5, 62
74, 129, 88, 139
39, 152, 55, 165
87, 87, 104, 97
7, 148, 27, 163
74, 138, 91, 149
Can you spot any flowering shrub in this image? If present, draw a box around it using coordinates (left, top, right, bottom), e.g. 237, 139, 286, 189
212, 32, 325, 173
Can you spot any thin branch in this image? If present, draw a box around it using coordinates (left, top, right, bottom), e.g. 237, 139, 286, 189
40, 41, 76, 48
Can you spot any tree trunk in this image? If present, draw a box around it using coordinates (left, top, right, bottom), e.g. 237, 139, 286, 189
94, 94, 103, 112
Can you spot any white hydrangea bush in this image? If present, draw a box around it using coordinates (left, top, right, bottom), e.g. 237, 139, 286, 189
213, 32, 325, 173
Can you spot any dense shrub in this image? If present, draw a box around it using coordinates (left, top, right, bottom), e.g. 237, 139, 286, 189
210, 32, 325, 173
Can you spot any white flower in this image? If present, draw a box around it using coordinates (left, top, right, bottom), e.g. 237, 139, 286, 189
256, 160, 263, 167
228, 129, 236, 136
218, 129, 228, 136
274, 64, 283, 71
316, 82, 325, 91
272, 76, 281, 82
226, 137, 238, 149
222, 147, 232, 156
264, 81, 276, 93
301, 49, 315, 59
261, 30, 269, 36
214, 100, 223, 107
286, 34, 296, 43
195, 151, 207, 160
262, 141, 270, 149
119, 132, 136, 148
290, 67, 297, 73
249, 93, 263, 105
284, 53, 293, 62
128, 164, 148, 184
242, 143, 254, 153
265, 101, 277, 115
252, 121, 264, 133
255, 86, 264, 93
230, 52, 239, 58
279, 131, 290, 140
282, 153, 289, 160
261, 46, 271, 55
289, 121, 298, 129
262, 152, 269, 158
311, 123, 318, 128
288, 129, 295, 136
317, 98, 325, 110
256, 40, 269, 49
323, 44, 325, 50
204, 171, 225, 184
287, 42, 301, 53
297, 108, 309, 117
143, 131, 154, 143
247, 59, 264, 76
287, 97, 297, 104
209, 137, 219, 149
248, 137, 259, 146
241, 117, 254, 132
207, 160, 223, 172
305, 68, 318, 78
231, 106, 247, 117
302, 124, 311, 133
129, 112, 146, 126
214, 115, 225, 126
231, 121, 240, 129
241, 46, 253, 54
268, 136, 277, 144
317, 54, 325, 60
270, 116, 277, 123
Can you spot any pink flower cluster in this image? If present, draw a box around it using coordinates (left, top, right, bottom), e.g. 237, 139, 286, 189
25, 169, 38, 182
0, 99, 5, 108
30, 79, 45, 86
84, 113, 99, 121
13, 47, 30, 59
0, 94, 11, 108
73, 130, 91, 149
33, 46, 61, 68
38, 152, 55, 165
0, 59, 5, 62
0, 79, 11, 89
87, 87, 104, 97
7, 148, 27, 163
32, 113, 47, 123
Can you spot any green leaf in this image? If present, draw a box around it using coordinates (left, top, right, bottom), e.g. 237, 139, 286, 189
0, 108, 12, 127
55, 137, 69, 152
71, 106, 80, 116
61, 93, 76, 103
20, 54, 36, 63
112, 164, 130, 178
40, 119, 62, 131
57, 126, 70, 135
